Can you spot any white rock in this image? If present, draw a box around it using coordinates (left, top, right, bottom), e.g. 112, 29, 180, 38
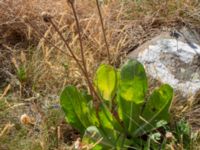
128, 31, 200, 98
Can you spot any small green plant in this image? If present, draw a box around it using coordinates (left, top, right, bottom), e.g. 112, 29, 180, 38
60, 59, 174, 149
27, 0, 173, 149
16, 65, 27, 82
174, 119, 192, 149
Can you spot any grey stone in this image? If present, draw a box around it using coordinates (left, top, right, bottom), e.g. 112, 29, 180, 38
128, 28, 200, 98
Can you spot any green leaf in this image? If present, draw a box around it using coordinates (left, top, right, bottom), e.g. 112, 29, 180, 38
98, 104, 121, 141
98, 104, 122, 131
137, 84, 173, 135
117, 95, 143, 136
17, 65, 27, 81
118, 59, 147, 103
94, 64, 117, 101
117, 59, 147, 135
97, 104, 125, 148
60, 86, 99, 134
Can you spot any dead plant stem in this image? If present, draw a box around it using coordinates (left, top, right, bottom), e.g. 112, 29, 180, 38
49, 19, 101, 101
95, 0, 111, 64
69, 2, 88, 76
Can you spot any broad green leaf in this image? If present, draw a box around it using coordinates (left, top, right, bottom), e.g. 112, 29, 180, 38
97, 104, 125, 148
119, 59, 147, 103
94, 64, 117, 101
117, 95, 143, 136
60, 86, 99, 134
136, 84, 173, 135
98, 104, 123, 132
117, 59, 147, 136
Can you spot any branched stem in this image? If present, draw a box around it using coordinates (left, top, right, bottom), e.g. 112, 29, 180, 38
23, 16, 100, 100
66, 1, 102, 102
48, 19, 98, 98
25, 8, 104, 102
95, 0, 111, 64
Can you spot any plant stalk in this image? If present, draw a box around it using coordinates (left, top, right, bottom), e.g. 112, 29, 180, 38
68, 1, 87, 76
95, 0, 111, 64
48, 19, 102, 102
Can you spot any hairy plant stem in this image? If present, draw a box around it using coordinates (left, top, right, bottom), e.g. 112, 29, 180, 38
95, 0, 111, 64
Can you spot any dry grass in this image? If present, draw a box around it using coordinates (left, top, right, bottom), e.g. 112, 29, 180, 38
1, 0, 200, 149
